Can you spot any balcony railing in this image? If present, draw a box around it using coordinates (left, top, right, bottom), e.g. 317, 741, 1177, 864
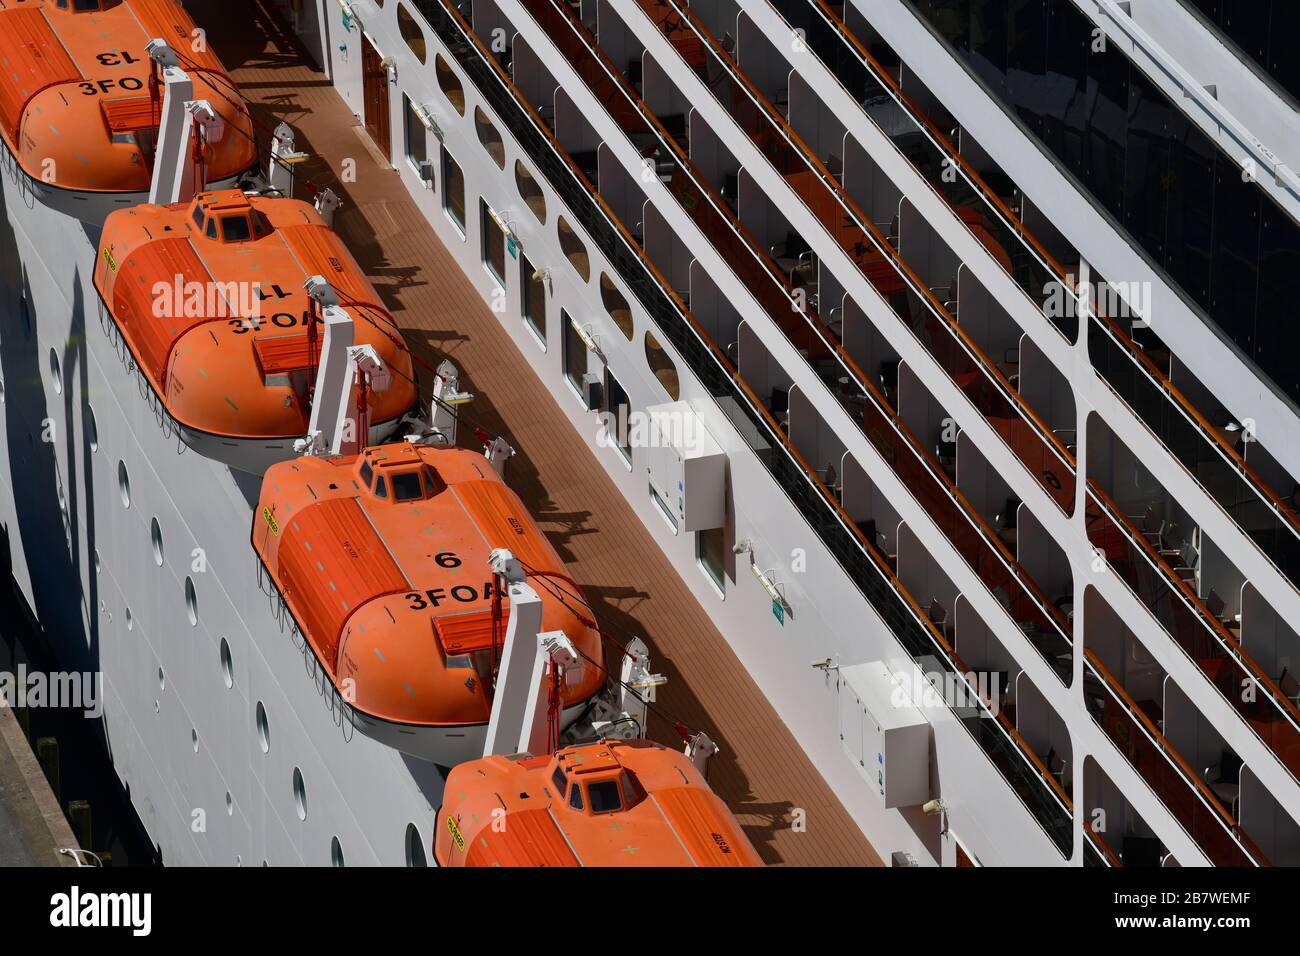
521, 0, 1075, 684
410, 0, 1077, 856
767, 0, 1075, 338
1083, 651, 1269, 866
778, 0, 1300, 601
1090, 314, 1300, 594
1086, 483, 1300, 783
638, 0, 1078, 518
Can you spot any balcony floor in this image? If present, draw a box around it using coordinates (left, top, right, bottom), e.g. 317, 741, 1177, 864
198, 0, 881, 866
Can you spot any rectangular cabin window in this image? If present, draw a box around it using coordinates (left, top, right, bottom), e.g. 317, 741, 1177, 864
568, 783, 584, 811
359, 461, 374, 488
374, 475, 389, 499
697, 527, 726, 595
561, 310, 587, 393
404, 94, 429, 171
521, 253, 546, 346
221, 215, 252, 243
602, 369, 632, 465
481, 199, 506, 285
551, 767, 567, 797
391, 471, 424, 502
441, 146, 466, 233
192, 206, 205, 230
587, 781, 621, 814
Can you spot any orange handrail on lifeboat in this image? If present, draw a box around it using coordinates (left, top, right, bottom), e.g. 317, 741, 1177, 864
252, 443, 607, 763
93, 190, 417, 469
434, 739, 763, 866
0, 0, 257, 199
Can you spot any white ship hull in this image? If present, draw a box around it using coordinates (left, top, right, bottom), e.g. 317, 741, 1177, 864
0, 162, 449, 867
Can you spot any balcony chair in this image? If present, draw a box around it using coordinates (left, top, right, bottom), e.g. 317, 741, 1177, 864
1277, 668, 1300, 709
1203, 749, 1242, 820
1171, 540, 1200, 585
927, 597, 949, 637
1044, 748, 1068, 790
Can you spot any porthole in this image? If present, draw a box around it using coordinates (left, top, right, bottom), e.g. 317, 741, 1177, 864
557, 216, 590, 282
515, 160, 546, 223
331, 836, 345, 867
435, 54, 465, 115
117, 461, 131, 508
86, 406, 97, 452
150, 518, 164, 566
49, 348, 61, 394
475, 107, 505, 168
398, 3, 426, 63
184, 577, 198, 626
600, 273, 633, 340
644, 331, 680, 400
405, 823, 428, 867
219, 638, 233, 689
255, 701, 270, 753
292, 767, 307, 821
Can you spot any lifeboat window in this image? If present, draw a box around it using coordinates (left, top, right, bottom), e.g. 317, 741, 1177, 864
551, 767, 567, 797
620, 771, 638, 807
359, 461, 374, 488
424, 466, 447, 496
391, 470, 424, 502
206, 218, 218, 240
588, 780, 622, 814
568, 783, 584, 811
374, 475, 389, 500
221, 215, 253, 243
191, 206, 205, 231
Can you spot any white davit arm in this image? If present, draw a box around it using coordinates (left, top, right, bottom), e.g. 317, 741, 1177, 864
296, 276, 391, 457
147, 39, 219, 206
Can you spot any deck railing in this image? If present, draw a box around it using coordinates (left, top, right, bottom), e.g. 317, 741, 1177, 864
411, 0, 1078, 857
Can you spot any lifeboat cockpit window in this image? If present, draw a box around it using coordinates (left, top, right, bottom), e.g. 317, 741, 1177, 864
191, 206, 206, 231
373, 475, 389, 500
58, 0, 105, 11
568, 783, 584, 811
391, 470, 424, 502
206, 218, 218, 240
550, 767, 567, 798
221, 215, 253, 243
359, 461, 374, 489
587, 780, 622, 814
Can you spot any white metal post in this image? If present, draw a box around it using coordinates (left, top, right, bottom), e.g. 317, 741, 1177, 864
482, 550, 546, 757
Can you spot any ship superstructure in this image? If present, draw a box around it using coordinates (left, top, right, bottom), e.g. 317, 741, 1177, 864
0, 0, 762, 867
267, 0, 1300, 866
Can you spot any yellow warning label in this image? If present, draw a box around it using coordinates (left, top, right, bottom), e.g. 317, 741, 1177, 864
262, 506, 280, 536
101, 246, 117, 274
446, 815, 465, 853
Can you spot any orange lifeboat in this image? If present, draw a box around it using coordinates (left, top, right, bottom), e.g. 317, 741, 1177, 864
252, 442, 607, 765
0, 0, 258, 222
93, 189, 418, 472
434, 739, 764, 866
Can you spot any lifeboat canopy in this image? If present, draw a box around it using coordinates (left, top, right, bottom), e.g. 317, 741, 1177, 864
93, 190, 418, 473
0, 0, 257, 203
252, 443, 606, 763
434, 739, 764, 866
